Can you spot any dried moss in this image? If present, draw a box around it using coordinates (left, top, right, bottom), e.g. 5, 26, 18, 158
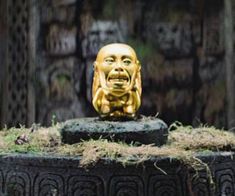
57, 140, 191, 167
168, 122, 235, 151
1, 122, 235, 171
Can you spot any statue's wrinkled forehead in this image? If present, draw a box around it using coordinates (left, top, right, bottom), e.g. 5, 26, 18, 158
95, 43, 137, 62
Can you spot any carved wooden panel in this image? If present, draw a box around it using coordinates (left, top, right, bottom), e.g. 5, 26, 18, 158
1, 0, 33, 127
36, 0, 86, 125
203, 1, 224, 55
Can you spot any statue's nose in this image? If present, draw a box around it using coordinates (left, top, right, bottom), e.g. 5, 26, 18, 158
115, 67, 124, 72
114, 61, 124, 72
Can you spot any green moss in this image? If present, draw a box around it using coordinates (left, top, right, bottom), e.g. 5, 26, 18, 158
0, 125, 61, 154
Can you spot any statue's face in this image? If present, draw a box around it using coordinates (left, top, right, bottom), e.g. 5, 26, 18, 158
94, 44, 140, 96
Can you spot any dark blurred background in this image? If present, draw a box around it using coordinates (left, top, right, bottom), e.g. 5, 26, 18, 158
0, 0, 234, 128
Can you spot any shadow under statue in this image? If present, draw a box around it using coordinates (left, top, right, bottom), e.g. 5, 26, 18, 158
61, 43, 168, 145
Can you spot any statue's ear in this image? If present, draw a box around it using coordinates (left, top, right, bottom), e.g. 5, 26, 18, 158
135, 61, 142, 96
93, 61, 97, 70
136, 60, 140, 66
92, 61, 100, 99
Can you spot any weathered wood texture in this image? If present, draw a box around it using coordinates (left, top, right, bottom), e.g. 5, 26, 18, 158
0, 0, 7, 126
224, 0, 235, 128
1, 0, 35, 127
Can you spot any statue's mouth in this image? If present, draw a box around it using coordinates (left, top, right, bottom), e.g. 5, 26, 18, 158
107, 73, 130, 89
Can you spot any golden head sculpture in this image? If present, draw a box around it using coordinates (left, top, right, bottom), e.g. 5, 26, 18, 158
92, 43, 142, 119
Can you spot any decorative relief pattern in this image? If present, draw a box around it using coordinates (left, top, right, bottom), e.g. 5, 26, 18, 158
5, 171, 31, 196
67, 175, 104, 196
0, 158, 234, 195
109, 175, 144, 196
0, 169, 4, 194
37, 57, 85, 124
46, 25, 77, 56
52, 0, 77, 7
148, 174, 182, 196
191, 172, 212, 196
81, 20, 124, 58
42, 5, 76, 24
44, 58, 77, 102
215, 168, 235, 196
33, 173, 65, 196
148, 23, 192, 58
37, 1, 84, 125
6, 0, 29, 126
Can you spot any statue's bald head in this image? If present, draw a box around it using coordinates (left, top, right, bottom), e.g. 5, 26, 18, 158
95, 43, 138, 64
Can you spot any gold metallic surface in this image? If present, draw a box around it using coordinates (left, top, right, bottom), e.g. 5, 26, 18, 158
92, 43, 142, 119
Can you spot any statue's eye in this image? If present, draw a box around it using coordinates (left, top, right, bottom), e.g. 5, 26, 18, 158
123, 59, 131, 65
105, 58, 114, 64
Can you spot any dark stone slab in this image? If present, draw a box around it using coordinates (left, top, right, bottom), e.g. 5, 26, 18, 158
60, 117, 168, 146
0, 152, 234, 195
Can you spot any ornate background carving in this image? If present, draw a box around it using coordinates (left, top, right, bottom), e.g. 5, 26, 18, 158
1, 0, 31, 127
0, 0, 230, 127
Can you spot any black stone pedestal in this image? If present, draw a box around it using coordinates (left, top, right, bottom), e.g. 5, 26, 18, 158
0, 152, 235, 195
60, 117, 168, 146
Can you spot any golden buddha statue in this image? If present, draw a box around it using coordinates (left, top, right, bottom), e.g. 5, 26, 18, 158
92, 43, 142, 119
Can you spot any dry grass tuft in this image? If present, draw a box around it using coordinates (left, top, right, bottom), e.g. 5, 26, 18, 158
0, 137, 5, 149
31, 126, 61, 149
168, 123, 235, 151
58, 139, 193, 167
